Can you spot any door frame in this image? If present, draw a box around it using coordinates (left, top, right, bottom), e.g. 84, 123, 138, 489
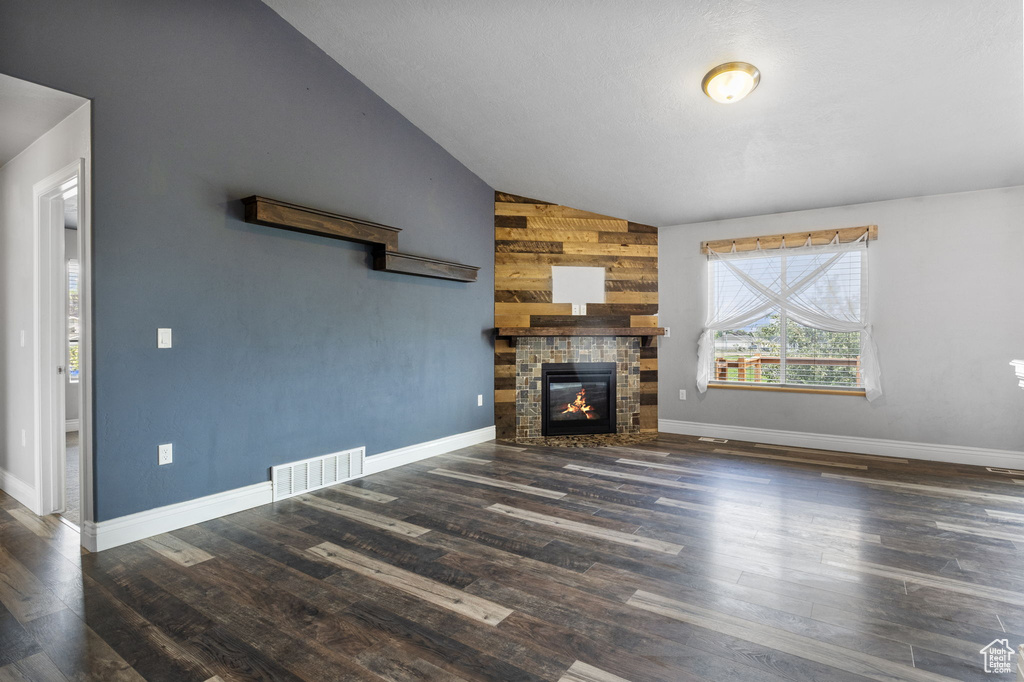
32, 158, 92, 526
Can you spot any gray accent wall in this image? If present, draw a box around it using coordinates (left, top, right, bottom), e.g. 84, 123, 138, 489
659, 186, 1024, 453
0, 1, 495, 521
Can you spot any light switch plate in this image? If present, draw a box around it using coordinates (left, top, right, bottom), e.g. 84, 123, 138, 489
571, 303, 587, 315
477, 394, 483, 407
664, 327, 671, 338
157, 328, 172, 349
158, 443, 173, 465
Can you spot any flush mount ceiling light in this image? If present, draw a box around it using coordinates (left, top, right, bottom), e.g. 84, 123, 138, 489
702, 62, 760, 104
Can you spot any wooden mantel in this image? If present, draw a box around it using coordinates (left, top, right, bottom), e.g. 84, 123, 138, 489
496, 327, 666, 347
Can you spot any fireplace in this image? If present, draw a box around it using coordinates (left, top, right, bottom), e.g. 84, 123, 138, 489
541, 362, 617, 437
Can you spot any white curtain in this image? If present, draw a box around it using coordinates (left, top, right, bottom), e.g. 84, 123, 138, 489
697, 237, 882, 400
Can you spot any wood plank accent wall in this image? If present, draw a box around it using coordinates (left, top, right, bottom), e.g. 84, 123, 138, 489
493, 192, 659, 440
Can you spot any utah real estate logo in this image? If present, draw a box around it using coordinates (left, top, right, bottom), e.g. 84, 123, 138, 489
979, 639, 1016, 675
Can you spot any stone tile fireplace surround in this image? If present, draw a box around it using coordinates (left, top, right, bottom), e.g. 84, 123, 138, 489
515, 337, 641, 440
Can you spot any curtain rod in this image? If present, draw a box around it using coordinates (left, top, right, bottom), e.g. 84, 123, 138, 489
701, 225, 877, 255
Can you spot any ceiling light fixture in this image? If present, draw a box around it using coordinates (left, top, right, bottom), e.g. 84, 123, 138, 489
702, 62, 760, 104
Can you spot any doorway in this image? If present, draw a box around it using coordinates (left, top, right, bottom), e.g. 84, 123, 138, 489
34, 160, 90, 528
0, 74, 91, 538
62, 179, 81, 525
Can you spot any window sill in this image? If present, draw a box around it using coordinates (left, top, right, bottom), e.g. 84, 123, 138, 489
708, 382, 866, 397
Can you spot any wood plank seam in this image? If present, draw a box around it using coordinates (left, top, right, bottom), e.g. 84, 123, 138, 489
307, 542, 513, 625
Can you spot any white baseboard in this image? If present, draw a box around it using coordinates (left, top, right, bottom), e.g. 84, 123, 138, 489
364, 425, 496, 475
659, 419, 1024, 469
65, 419, 79, 433
0, 468, 38, 514
83, 424, 497, 553
82, 482, 273, 553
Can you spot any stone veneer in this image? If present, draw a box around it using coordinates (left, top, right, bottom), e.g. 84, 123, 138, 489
515, 337, 641, 440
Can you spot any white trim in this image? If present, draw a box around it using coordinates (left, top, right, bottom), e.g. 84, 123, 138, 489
82, 425, 497, 552
65, 420, 79, 433
0, 467, 38, 512
364, 426, 496, 475
659, 419, 1024, 469
77, 148, 93, 527
82, 482, 274, 552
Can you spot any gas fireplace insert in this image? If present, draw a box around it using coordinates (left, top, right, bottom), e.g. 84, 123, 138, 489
541, 362, 616, 437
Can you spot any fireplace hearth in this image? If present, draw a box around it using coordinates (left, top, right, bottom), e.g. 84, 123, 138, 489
542, 362, 616, 437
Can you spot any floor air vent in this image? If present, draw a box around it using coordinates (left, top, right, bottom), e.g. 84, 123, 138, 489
271, 447, 365, 501
698, 437, 729, 444
987, 467, 1024, 476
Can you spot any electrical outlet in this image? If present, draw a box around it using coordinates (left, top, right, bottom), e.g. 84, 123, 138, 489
679, 389, 686, 400
477, 394, 483, 407
158, 443, 173, 465
663, 327, 671, 338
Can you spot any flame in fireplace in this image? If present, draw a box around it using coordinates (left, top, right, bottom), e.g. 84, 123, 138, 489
562, 388, 598, 419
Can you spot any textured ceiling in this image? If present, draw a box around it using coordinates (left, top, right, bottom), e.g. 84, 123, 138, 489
263, 1, 1024, 226
0, 74, 87, 168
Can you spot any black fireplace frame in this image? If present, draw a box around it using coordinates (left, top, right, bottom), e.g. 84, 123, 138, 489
541, 362, 617, 437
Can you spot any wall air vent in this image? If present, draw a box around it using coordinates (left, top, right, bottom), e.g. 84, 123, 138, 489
698, 437, 729, 443
271, 447, 365, 501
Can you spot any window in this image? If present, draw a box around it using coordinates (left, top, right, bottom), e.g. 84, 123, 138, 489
713, 315, 863, 388
697, 231, 881, 400
67, 258, 80, 383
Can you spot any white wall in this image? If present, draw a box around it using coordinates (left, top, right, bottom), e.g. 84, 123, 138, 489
659, 185, 1024, 458
0, 103, 90, 508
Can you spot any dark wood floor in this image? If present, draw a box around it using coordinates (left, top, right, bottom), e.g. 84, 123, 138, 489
2, 433, 1024, 681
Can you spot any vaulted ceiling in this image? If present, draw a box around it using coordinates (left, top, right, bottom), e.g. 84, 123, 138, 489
264, 1, 1024, 226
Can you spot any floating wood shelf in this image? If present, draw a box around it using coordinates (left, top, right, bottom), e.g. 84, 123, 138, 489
242, 195, 478, 283
496, 327, 666, 347
243, 196, 400, 250
373, 250, 479, 282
